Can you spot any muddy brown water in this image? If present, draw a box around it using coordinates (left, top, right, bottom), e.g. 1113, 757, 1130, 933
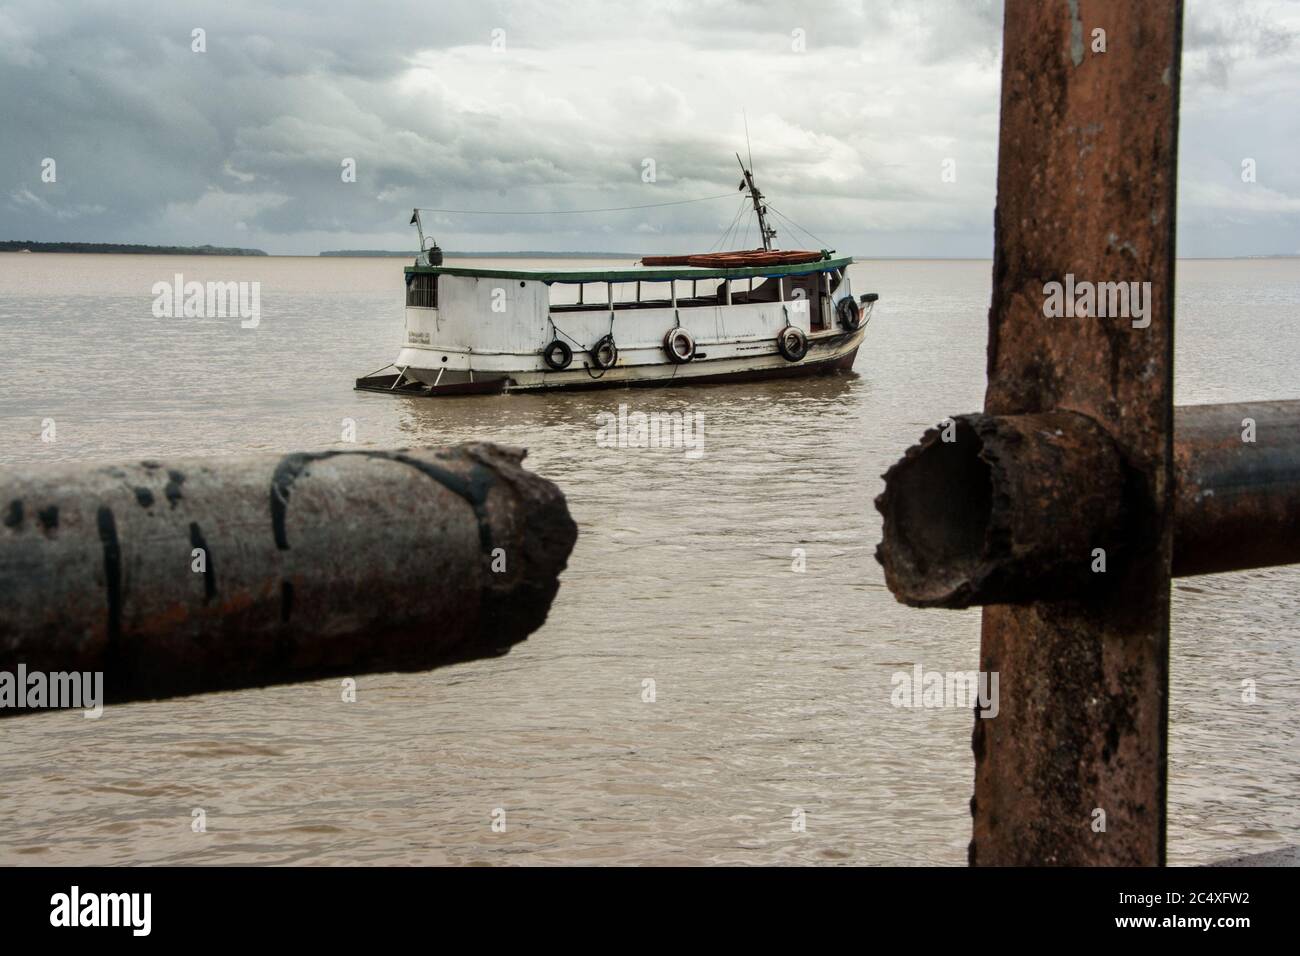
0, 253, 1296, 864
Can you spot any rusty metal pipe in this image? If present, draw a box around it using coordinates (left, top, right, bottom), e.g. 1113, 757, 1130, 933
876, 410, 1127, 607
877, 400, 1300, 607
1173, 401, 1300, 576
0, 443, 577, 711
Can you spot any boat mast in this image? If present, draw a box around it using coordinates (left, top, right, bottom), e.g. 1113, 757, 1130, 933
409, 208, 444, 265
410, 208, 427, 249
736, 154, 777, 251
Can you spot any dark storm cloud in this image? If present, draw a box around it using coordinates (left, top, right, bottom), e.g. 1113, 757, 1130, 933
1, 0, 1297, 256
0, 1, 508, 238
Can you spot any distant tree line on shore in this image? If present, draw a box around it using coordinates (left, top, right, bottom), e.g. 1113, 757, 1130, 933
0, 241, 268, 255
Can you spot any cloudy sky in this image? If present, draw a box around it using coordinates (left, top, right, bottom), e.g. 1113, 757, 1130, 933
1, 0, 1297, 257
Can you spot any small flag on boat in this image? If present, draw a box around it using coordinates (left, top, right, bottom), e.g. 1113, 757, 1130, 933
409, 209, 419, 225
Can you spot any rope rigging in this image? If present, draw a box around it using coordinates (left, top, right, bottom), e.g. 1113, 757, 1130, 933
410, 170, 832, 255
763, 201, 831, 250
413, 192, 736, 216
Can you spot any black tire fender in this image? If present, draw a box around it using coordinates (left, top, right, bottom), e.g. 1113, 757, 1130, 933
776, 326, 809, 362
590, 334, 618, 370
837, 296, 863, 331
663, 327, 696, 363
542, 339, 573, 371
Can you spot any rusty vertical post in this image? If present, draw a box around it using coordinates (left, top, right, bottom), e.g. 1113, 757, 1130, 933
971, 1, 1182, 864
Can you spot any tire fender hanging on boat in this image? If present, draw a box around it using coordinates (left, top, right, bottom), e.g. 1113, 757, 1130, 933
543, 339, 573, 371
590, 334, 618, 370
663, 327, 696, 363
836, 296, 863, 331
776, 326, 809, 362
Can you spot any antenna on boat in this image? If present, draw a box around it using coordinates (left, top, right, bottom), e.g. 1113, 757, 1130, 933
743, 109, 754, 174
736, 154, 776, 251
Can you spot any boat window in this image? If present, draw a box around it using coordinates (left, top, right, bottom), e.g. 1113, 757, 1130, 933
547, 273, 788, 311
406, 273, 438, 308
548, 283, 581, 307
610, 282, 637, 307
724, 273, 826, 308
675, 277, 726, 308
635, 279, 672, 307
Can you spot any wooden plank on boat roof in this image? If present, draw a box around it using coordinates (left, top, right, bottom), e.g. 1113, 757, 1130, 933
403, 256, 855, 284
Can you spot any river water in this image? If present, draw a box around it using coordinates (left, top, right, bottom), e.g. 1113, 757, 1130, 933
0, 252, 1296, 864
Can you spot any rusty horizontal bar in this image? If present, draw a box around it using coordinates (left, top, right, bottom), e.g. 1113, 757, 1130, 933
1173, 401, 1300, 576
0, 443, 577, 713
877, 400, 1300, 607
875, 410, 1126, 607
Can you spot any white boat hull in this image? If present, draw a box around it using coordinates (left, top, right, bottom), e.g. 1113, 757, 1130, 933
391, 325, 863, 392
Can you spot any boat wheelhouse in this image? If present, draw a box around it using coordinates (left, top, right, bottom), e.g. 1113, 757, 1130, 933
357, 161, 878, 396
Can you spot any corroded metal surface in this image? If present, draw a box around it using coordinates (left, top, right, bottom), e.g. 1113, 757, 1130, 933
1173, 401, 1300, 576
878, 401, 1300, 604
972, 0, 1183, 865
0, 443, 577, 709
876, 410, 1126, 607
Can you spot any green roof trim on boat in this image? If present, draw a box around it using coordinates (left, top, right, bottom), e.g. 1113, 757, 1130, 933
404, 256, 855, 284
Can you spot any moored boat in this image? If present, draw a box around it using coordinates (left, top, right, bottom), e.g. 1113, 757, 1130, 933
357, 160, 877, 396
